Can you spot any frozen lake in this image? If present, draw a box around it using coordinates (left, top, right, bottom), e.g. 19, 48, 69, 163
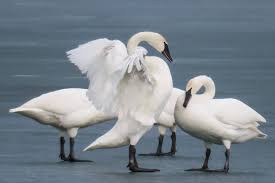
0, 0, 275, 182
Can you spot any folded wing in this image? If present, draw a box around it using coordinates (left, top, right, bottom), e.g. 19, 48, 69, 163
209, 98, 266, 129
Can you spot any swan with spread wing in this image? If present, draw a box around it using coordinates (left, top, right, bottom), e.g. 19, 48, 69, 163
67, 32, 173, 172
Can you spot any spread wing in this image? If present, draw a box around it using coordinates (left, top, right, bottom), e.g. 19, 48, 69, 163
67, 39, 149, 115
67, 39, 128, 114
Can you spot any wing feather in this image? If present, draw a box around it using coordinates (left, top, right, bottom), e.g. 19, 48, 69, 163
208, 98, 266, 129
67, 40, 150, 115
67, 39, 128, 114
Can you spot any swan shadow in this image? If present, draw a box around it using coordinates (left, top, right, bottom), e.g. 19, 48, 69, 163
17, 160, 95, 167
138, 154, 201, 161
174, 170, 266, 177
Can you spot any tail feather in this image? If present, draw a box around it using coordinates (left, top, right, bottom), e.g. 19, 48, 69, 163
249, 126, 267, 139
256, 131, 267, 139
257, 114, 266, 123
83, 141, 100, 151
83, 131, 127, 152
9, 107, 21, 113
9, 107, 41, 114
83, 119, 129, 151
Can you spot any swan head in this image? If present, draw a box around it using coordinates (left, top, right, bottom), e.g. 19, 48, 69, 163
186, 75, 213, 93
183, 78, 201, 108
183, 75, 213, 107
127, 32, 173, 62
145, 32, 173, 62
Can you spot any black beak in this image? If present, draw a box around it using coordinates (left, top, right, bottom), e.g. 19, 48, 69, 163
183, 88, 192, 108
161, 42, 173, 63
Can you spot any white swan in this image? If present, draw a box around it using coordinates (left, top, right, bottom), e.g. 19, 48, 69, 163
9, 88, 115, 162
9, 86, 182, 161
67, 32, 173, 172
139, 88, 185, 156
174, 75, 267, 173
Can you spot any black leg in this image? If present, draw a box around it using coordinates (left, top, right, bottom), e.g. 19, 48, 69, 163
59, 137, 68, 161
166, 132, 177, 156
127, 145, 160, 172
186, 148, 211, 171
67, 138, 93, 162
156, 135, 164, 154
153, 131, 177, 156
139, 135, 164, 156
186, 148, 230, 173
202, 148, 211, 169
224, 149, 230, 173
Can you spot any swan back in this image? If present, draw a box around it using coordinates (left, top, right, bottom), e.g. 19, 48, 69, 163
208, 98, 266, 126
12, 88, 91, 115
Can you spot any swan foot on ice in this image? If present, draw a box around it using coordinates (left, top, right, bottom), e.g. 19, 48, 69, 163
185, 149, 230, 173
139, 132, 176, 157
186, 169, 227, 173
59, 154, 68, 161
66, 138, 93, 163
127, 145, 160, 172
66, 155, 93, 162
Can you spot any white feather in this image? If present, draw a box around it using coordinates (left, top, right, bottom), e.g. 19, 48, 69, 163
71, 32, 173, 152
9, 88, 115, 136
67, 40, 149, 115
175, 75, 267, 146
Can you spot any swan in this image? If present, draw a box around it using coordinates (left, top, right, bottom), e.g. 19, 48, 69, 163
139, 88, 185, 156
9, 86, 182, 161
9, 88, 115, 162
67, 32, 174, 172
174, 75, 267, 173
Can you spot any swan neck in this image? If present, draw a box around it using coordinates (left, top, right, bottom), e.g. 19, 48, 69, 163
127, 32, 148, 55
198, 78, 215, 99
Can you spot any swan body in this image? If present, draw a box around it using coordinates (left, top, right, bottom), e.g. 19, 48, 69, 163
175, 75, 266, 172
158, 88, 185, 128
9, 86, 182, 161
10, 88, 115, 161
10, 88, 114, 130
67, 32, 173, 172
83, 56, 173, 150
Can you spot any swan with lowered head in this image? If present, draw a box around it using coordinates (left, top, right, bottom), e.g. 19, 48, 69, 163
10, 86, 183, 161
174, 75, 267, 173
67, 32, 174, 172
139, 88, 185, 156
10, 88, 115, 162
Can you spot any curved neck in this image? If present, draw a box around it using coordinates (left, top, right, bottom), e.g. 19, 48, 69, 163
196, 77, 215, 99
127, 32, 151, 55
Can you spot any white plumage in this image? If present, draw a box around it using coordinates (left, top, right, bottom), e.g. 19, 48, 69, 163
9, 86, 183, 161
10, 88, 114, 130
67, 40, 152, 116
9, 88, 115, 162
139, 87, 185, 156
174, 75, 266, 172
67, 31, 173, 172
